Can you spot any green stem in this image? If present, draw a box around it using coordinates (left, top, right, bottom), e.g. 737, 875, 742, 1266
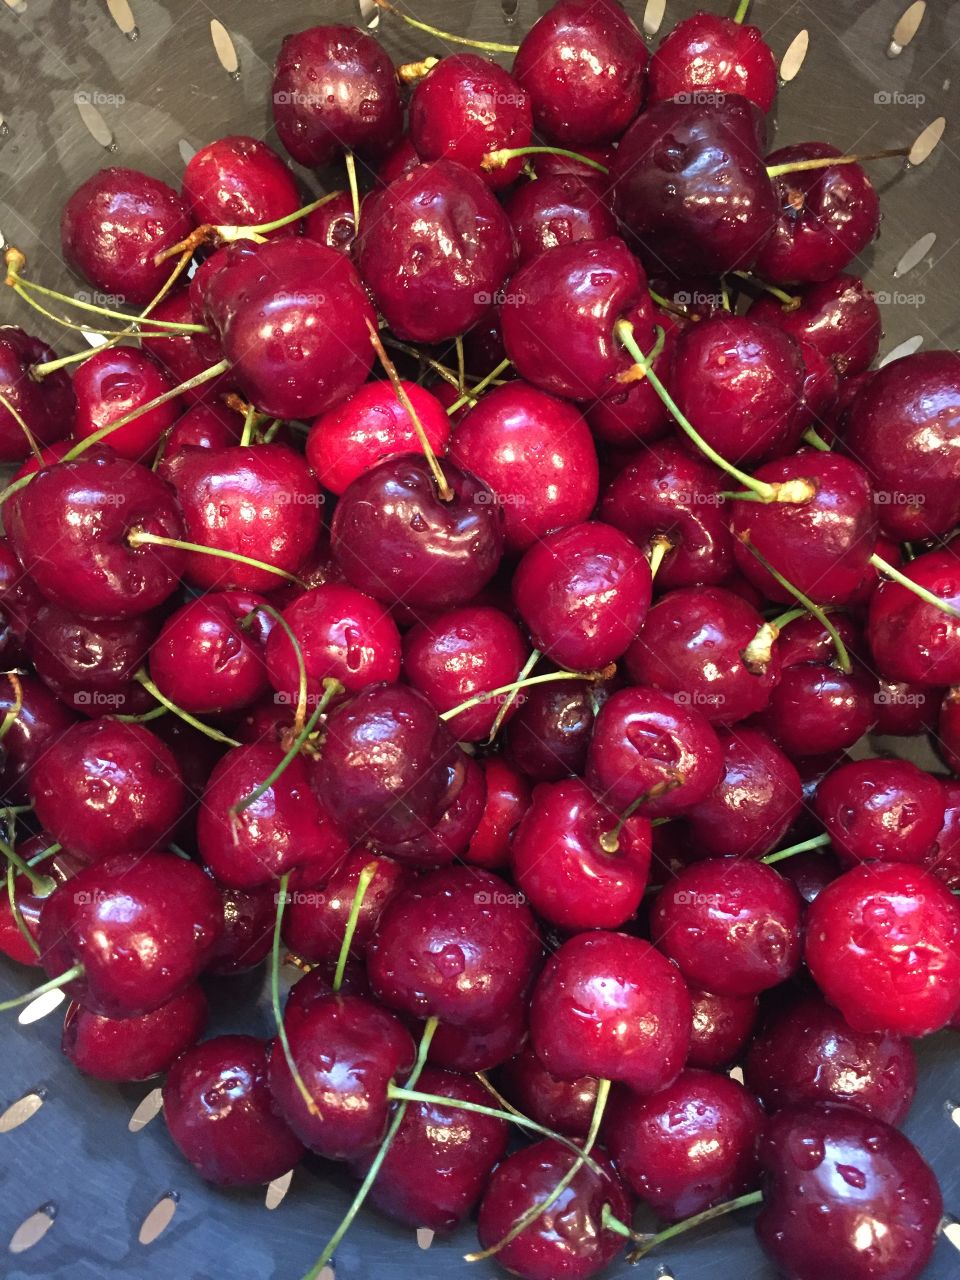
6, 863, 40, 958
133, 671, 240, 746
599, 778, 682, 854
627, 1189, 764, 1263
446, 357, 512, 415
333, 862, 379, 993
486, 649, 540, 745
767, 148, 909, 178
116, 704, 169, 725
647, 534, 673, 581
732, 271, 800, 310
803, 427, 832, 452
0, 836, 56, 895
345, 152, 361, 235
455, 335, 466, 395
762, 832, 832, 866
0, 673, 23, 742
126, 529, 305, 588
0, 963, 83, 1012
271, 871, 320, 1117
8, 274, 208, 332
227, 191, 340, 238
483, 145, 608, 176
440, 668, 596, 723
871, 552, 960, 620
0, 391, 42, 462
242, 602, 309, 735
733, 0, 751, 22
367, 0, 519, 52
239, 405, 257, 448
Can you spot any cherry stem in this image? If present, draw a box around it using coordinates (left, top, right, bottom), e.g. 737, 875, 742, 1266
440, 666, 612, 723
446, 357, 512, 415
0, 672, 24, 742
345, 152, 361, 234
382, 336, 464, 391
398, 55, 439, 83
762, 831, 832, 865
367, 0, 519, 52
870, 551, 960, 620
455, 336, 466, 395
271, 871, 322, 1118
627, 1189, 764, 1262
736, 534, 853, 673
767, 148, 909, 178
600, 1205, 644, 1242
486, 649, 541, 745
465, 1079, 612, 1263
223, 190, 340, 239
242, 602, 309, 735
6, 863, 40, 958
618, 325, 666, 386
647, 534, 674, 581
133, 670, 241, 747
483, 145, 608, 175
731, 271, 801, 311
803, 427, 832, 452
332, 861, 379, 993
239, 405, 258, 448
0, 391, 43, 462
733, 0, 751, 22
742, 607, 806, 672
0, 963, 83, 1013
303, 1017, 440, 1280
366, 317, 453, 501
648, 288, 691, 318
126, 529, 306, 589
0, 835, 56, 895
599, 778, 682, 854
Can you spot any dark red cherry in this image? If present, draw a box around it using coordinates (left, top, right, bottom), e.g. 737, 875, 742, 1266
424, 997, 528, 1073
303, 188, 356, 254
815, 758, 945, 866
505, 172, 617, 266
350, 1066, 508, 1233
928, 779, 960, 890
207, 882, 276, 976
778, 847, 844, 906
748, 273, 882, 378
513, 521, 651, 672
448, 381, 600, 554
0, 675, 76, 802
759, 661, 877, 757
938, 689, 960, 773
30, 719, 184, 862
756, 1105, 942, 1280
652, 858, 803, 996
63, 985, 207, 1082
139, 289, 235, 404
157, 402, 243, 479
60, 167, 194, 305
496, 1047, 599, 1141
271, 25, 402, 167
182, 135, 300, 232
503, 679, 601, 783
38, 852, 222, 1017
27, 601, 157, 717
776, 611, 863, 669
377, 134, 422, 185
874, 678, 940, 736
464, 757, 531, 870
805, 861, 960, 1036
585, 314, 678, 448
164, 1035, 305, 1185
730, 450, 878, 605
0, 327, 75, 461
513, 0, 648, 145
529, 143, 617, 182
6, 449, 185, 619
649, 12, 777, 112
687, 985, 758, 1070
356, 159, 515, 344
867, 549, 960, 686
282, 851, 409, 965
755, 143, 880, 284
330, 455, 504, 612
0, 844, 78, 966
745, 994, 917, 1125
379, 750, 486, 868
367, 866, 541, 1030
306, 379, 451, 496
610, 95, 777, 276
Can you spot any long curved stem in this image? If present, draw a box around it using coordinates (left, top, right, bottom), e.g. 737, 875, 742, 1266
762, 832, 832, 865
871, 552, 960, 620
333, 862, 379, 993
0, 836, 55, 895
133, 671, 240, 747
627, 1189, 764, 1263
767, 148, 909, 178
126, 529, 305, 588
440, 668, 598, 723
271, 871, 320, 1117
483, 145, 608, 176
0, 963, 83, 1012
6, 864, 40, 958
368, 0, 519, 52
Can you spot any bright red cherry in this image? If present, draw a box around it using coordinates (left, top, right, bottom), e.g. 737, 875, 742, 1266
63, 985, 207, 1082
464, 757, 531, 869
0, 327, 75, 461
748, 273, 882, 378
182, 135, 301, 231
648, 12, 777, 111
505, 173, 617, 266
815, 758, 945, 866
687, 985, 758, 1071
867, 549, 960, 686
282, 851, 409, 966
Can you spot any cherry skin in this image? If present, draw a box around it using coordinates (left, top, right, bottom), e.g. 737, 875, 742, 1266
512, 0, 649, 146
349, 1065, 509, 1233
756, 143, 880, 284
928, 779, 960, 890
29, 719, 184, 862
0, 327, 75, 461
778, 847, 844, 906
759, 661, 878, 758
938, 689, 960, 773
6, 449, 186, 619
271, 25, 402, 167
355, 159, 515, 345
139, 289, 235, 405
206, 882, 276, 976
464, 757, 531, 870
0, 675, 76, 803
402, 605, 527, 741
814, 758, 945, 866
648, 12, 778, 112
448, 381, 600, 554
503, 679, 602, 783
330, 455, 504, 612
867, 549, 960, 686
378, 750, 486, 868
157, 402, 243, 479
181, 135, 301, 232
303, 188, 355, 254
652, 859, 803, 996
874, 678, 940, 737
505, 172, 617, 266
513, 521, 651, 672
424, 997, 528, 1073
585, 312, 678, 448
805, 861, 960, 1036
610, 95, 777, 276
60, 166, 194, 304
367, 866, 541, 1031
748, 273, 882, 378
744, 994, 917, 1126
755, 1104, 943, 1280
496, 1047, 599, 1141
0, 843, 79, 966
37, 852, 222, 1017
687, 985, 758, 1071
63, 985, 208, 1082
282, 851, 409, 966
305, 379, 451, 497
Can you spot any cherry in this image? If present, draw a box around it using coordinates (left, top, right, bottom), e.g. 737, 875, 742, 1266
30, 718, 185, 861
504, 678, 602, 783
402, 605, 527, 740
303, 189, 356, 254
512, 0, 648, 146
529, 930, 691, 1094
271, 25, 402, 167
755, 1104, 942, 1280
496, 1046, 599, 1141
71, 346, 179, 461
207, 882, 276, 975
652, 859, 803, 996
748, 273, 882, 378
610, 95, 777, 276
6, 449, 186, 619
448, 382, 600, 553
367, 866, 541, 1030
379, 750, 487, 867
60, 166, 194, 305
938, 689, 960, 773
182, 135, 301, 232
349, 1066, 508, 1232
511, 777, 650, 931
875, 678, 940, 736
330, 455, 504, 612
425, 997, 528, 1073
648, 11, 777, 112
475, 1140, 631, 1280
356, 159, 515, 345
37, 851, 222, 1017
587, 686, 724, 816
306, 379, 451, 497
505, 173, 617, 266
687, 986, 758, 1071
776, 611, 862, 668
513, 522, 651, 672
670, 314, 807, 464
529, 144, 617, 182
63, 985, 207, 1082
814, 758, 945, 866
464, 758, 531, 869
268, 991, 415, 1158
139, 289, 235, 404
755, 143, 880, 284
844, 350, 960, 540
0, 327, 75, 460
585, 315, 678, 448
0, 842, 78, 966
759, 661, 877, 757
283, 851, 408, 966
157, 402, 243, 478
805, 861, 960, 1036
500, 238, 655, 402
27, 601, 157, 716
744, 994, 917, 1126
867, 549, 960, 686
0, 675, 76, 802
928, 778, 960, 890
409, 54, 532, 189
197, 742, 347, 889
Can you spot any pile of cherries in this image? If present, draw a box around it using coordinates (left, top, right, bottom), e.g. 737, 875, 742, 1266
2, 1, 960, 1278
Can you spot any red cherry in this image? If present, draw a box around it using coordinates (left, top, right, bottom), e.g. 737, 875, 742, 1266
748, 273, 881, 378
463, 757, 531, 869
759, 662, 878, 758
139, 289, 235, 405
207, 881, 276, 976
504, 678, 601, 782
303, 189, 355, 254
282, 851, 409, 966
0, 674, 76, 803
505, 172, 617, 265
687, 985, 758, 1070
182, 135, 301, 232
0, 327, 75, 461
63, 985, 207, 1082
815, 759, 945, 866
867, 549, 960, 686
156, 402, 243, 479
495, 1046, 599, 1140
424, 998, 528, 1073
376, 750, 487, 869
648, 12, 777, 112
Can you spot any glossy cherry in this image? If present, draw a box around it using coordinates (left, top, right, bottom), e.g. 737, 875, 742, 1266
503, 678, 602, 783
760, 661, 877, 757
303, 188, 356, 254
0, 327, 75, 461
27, 601, 157, 716
157, 402, 243, 478
585, 314, 678, 448
207, 882, 276, 975
687, 986, 758, 1070
867, 549, 960, 686
63, 985, 208, 1082
648, 12, 777, 112
874, 678, 940, 737
379, 750, 487, 868
748, 273, 882, 378
424, 997, 528, 1073
282, 851, 408, 966
505, 173, 617, 266
181, 135, 301, 232
464, 757, 531, 869
0, 674, 76, 802
814, 758, 945, 866
139, 289, 235, 405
